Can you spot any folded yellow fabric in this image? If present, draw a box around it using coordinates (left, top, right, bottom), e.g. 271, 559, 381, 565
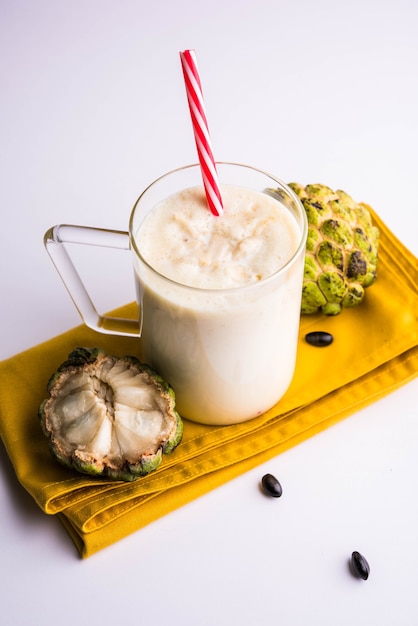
1, 207, 417, 558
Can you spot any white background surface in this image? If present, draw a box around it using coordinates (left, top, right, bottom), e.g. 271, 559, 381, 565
1, 1, 417, 624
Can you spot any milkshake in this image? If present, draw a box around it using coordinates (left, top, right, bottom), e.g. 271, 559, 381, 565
130, 165, 307, 425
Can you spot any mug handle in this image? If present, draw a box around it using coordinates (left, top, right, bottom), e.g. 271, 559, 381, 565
44, 224, 140, 337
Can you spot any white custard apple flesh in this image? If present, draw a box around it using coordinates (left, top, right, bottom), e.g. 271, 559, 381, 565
289, 183, 380, 315
39, 347, 183, 481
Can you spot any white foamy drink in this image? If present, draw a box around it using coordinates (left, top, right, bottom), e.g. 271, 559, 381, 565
138, 185, 299, 290
132, 182, 304, 425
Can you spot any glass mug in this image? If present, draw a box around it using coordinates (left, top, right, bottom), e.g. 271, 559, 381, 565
44, 163, 307, 425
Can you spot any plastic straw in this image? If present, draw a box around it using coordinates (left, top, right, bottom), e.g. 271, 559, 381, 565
179, 49, 224, 216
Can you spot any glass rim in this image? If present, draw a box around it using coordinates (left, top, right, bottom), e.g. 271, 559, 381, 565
129, 161, 308, 295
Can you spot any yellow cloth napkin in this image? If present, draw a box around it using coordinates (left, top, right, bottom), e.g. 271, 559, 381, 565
1, 206, 417, 558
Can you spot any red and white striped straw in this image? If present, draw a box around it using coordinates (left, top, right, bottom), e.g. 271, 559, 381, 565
179, 49, 224, 217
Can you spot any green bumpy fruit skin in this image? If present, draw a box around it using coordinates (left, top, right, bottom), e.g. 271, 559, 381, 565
39, 347, 183, 482
288, 182, 380, 315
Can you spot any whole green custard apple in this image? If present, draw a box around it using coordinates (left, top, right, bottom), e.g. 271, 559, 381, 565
289, 183, 380, 315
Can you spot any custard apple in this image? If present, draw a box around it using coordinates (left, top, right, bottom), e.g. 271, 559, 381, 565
39, 347, 183, 481
288, 183, 380, 315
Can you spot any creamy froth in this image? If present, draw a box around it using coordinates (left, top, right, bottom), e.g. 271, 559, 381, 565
136, 185, 300, 289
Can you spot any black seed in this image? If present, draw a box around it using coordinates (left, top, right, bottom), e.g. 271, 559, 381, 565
305, 331, 334, 347
261, 473, 283, 498
350, 551, 370, 580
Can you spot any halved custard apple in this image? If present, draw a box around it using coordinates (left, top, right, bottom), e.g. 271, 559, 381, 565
39, 347, 183, 481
